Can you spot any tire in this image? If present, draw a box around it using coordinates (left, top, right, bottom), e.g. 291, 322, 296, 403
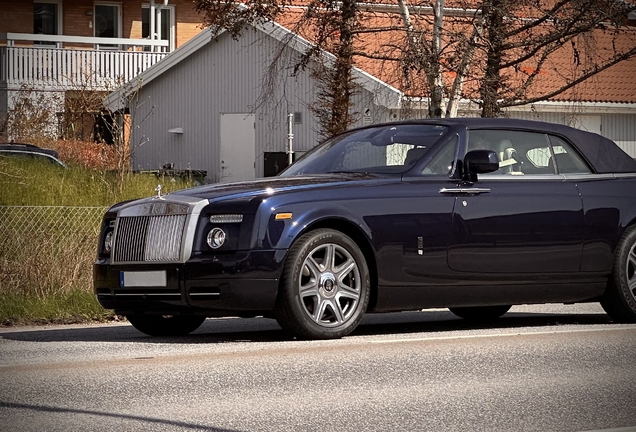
600, 226, 636, 322
126, 314, 206, 336
274, 229, 370, 340
448, 305, 512, 321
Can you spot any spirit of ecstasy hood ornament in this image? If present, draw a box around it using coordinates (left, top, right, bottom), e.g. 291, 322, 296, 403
155, 184, 163, 198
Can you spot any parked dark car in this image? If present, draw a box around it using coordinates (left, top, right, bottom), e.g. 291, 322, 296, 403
94, 118, 636, 339
0, 143, 67, 168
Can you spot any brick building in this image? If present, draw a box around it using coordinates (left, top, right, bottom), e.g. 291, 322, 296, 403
0, 0, 203, 142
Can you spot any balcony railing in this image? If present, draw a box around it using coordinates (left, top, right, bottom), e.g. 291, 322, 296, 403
0, 33, 169, 91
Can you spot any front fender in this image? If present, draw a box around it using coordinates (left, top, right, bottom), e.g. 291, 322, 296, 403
255, 201, 373, 250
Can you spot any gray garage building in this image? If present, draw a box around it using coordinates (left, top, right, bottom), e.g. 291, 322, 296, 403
107, 21, 401, 182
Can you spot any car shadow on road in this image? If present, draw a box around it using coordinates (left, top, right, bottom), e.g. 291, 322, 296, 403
0, 400, 239, 432
353, 311, 613, 337
0, 310, 615, 344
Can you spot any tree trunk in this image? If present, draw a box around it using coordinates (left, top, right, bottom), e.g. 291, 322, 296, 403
480, 0, 504, 118
446, 13, 483, 118
428, 0, 445, 118
327, 0, 356, 136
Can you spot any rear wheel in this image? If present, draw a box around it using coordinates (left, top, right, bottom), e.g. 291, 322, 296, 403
600, 226, 636, 322
449, 305, 512, 321
274, 229, 370, 339
126, 314, 206, 336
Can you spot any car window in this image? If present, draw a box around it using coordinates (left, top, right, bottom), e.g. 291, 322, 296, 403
281, 124, 448, 176
547, 136, 591, 174
421, 135, 458, 175
526, 146, 553, 168
467, 130, 558, 176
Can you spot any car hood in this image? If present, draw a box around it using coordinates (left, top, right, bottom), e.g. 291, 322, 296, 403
169, 174, 391, 202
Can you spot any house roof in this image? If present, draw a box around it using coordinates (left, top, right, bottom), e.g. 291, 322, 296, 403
105, 19, 402, 111
275, 6, 636, 105
108, 3, 636, 111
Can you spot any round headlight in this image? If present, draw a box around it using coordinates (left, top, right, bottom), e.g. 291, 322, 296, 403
104, 231, 113, 252
207, 228, 226, 249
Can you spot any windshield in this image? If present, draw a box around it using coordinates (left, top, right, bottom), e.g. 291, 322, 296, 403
281, 124, 449, 176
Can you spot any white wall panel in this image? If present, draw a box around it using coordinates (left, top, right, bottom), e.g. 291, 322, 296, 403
601, 114, 636, 157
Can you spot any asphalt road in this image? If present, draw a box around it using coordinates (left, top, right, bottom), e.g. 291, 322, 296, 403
0, 303, 635, 432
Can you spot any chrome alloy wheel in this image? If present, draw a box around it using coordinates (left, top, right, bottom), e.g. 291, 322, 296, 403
298, 243, 361, 327
626, 242, 636, 302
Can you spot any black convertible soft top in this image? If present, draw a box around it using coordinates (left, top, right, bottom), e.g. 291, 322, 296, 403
563, 128, 636, 174
406, 118, 636, 174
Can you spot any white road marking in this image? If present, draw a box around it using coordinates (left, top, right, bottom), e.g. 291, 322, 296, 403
368, 325, 636, 345
581, 427, 636, 432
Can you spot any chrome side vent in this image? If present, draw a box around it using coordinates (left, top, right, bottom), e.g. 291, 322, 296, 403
113, 214, 187, 263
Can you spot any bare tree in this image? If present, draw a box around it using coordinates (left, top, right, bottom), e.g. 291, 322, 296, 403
476, 0, 636, 117
375, 0, 635, 118
393, 0, 484, 118
195, 0, 636, 129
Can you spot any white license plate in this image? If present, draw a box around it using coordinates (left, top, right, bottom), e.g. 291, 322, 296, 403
120, 271, 167, 287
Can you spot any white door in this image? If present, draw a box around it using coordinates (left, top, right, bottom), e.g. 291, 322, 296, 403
219, 113, 256, 183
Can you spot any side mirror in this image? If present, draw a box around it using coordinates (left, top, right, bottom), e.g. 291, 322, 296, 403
463, 150, 499, 182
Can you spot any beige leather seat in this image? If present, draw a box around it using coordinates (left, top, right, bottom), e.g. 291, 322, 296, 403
498, 140, 523, 175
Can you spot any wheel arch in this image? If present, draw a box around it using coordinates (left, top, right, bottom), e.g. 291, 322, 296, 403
625, 215, 636, 231
617, 214, 636, 250
620, 191, 636, 232
289, 218, 379, 312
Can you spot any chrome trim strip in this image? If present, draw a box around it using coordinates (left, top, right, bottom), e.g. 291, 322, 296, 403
476, 174, 566, 181
189, 293, 221, 296
458, 173, 636, 181
180, 199, 211, 263
118, 194, 205, 217
440, 187, 491, 194
563, 174, 615, 181
113, 293, 181, 296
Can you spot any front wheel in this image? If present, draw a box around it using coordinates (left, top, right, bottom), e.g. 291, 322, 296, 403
449, 305, 512, 321
600, 226, 636, 322
274, 229, 370, 340
126, 314, 206, 336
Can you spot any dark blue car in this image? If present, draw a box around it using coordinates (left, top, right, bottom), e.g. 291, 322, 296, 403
94, 118, 636, 339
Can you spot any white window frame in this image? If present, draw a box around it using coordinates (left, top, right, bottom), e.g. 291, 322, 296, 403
94, 1, 122, 50
33, 0, 63, 47
142, 3, 176, 52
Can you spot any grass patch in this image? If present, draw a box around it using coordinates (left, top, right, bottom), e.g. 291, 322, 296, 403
0, 156, 193, 206
0, 157, 197, 326
0, 290, 118, 326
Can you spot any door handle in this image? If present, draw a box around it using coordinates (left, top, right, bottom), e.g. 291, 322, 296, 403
439, 187, 491, 194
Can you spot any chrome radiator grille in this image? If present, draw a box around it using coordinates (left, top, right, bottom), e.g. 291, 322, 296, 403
113, 214, 187, 263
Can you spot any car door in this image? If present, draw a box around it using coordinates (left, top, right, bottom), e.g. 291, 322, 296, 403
447, 129, 586, 274
362, 133, 460, 288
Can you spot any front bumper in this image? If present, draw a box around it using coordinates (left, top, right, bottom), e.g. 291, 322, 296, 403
94, 249, 287, 316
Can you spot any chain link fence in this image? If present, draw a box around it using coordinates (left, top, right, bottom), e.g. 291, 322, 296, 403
0, 206, 108, 296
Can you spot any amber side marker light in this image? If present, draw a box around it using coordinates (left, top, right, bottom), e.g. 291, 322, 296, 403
275, 213, 293, 220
